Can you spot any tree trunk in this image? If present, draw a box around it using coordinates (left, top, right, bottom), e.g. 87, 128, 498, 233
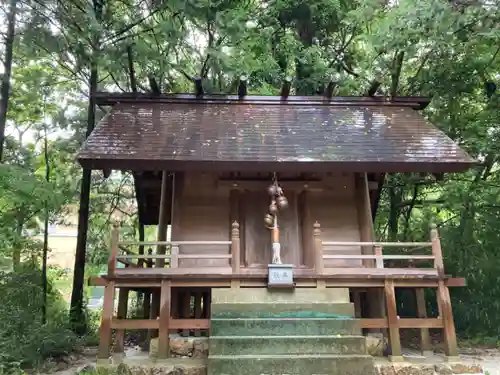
69, 66, 97, 334
42, 125, 50, 324
69, 0, 102, 334
13, 210, 23, 269
0, 0, 18, 162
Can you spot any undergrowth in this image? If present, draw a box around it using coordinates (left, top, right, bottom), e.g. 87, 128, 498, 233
0, 264, 96, 375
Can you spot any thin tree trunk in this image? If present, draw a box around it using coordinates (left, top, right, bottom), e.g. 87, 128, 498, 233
0, 0, 18, 162
13, 210, 23, 269
42, 124, 50, 324
69, 0, 102, 334
69, 69, 97, 334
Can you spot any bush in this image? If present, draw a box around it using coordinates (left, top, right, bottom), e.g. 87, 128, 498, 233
0, 265, 80, 373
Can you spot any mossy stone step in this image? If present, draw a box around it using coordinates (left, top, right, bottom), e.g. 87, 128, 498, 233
211, 288, 350, 304
209, 335, 366, 355
210, 318, 361, 336
211, 302, 355, 319
207, 354, 375, 375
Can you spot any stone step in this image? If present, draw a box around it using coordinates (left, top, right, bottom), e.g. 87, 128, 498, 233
211, 302, 354, 318
211, 288, 350, 304
209, 335, 366, 355
208, 354, 375, 375
211, 318, 361, 336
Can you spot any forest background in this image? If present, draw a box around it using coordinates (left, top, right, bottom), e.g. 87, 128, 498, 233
0, 0, 499, 372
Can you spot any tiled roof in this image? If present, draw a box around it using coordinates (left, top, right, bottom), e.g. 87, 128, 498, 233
77, 101, 476, 172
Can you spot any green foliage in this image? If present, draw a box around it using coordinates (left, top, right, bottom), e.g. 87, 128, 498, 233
0, 265, 80, 373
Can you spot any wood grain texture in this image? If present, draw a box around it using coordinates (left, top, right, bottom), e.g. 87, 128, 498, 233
176, 176, 231, 267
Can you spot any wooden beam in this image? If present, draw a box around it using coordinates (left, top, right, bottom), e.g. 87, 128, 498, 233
437, 280, 459, 357
111, 318, 159, 329
114, 287, 129, 354
158, 280, 171, 359
360, 318, 387, 329
169, 319, 210, 330
87, 275, 466, 288
384, 279, 402, 359
94, 92, 432, 109
355, 172, 376, 268
98, 281, 115, 359
359, 318, 443, 329
108, 224, 119, 276
415, 288, 432, 354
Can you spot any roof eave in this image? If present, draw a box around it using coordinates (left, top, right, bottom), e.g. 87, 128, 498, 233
77, 157, 478, 174
94, 92, 432, 110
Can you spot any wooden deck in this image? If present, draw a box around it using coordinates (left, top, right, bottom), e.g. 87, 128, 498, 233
93, 222, 461, 362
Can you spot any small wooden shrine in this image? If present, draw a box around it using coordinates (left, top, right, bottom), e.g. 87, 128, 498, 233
80, 87, 475, 371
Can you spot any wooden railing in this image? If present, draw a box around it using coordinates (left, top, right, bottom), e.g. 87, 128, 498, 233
313, 221, 445, 275
98, 221, 459, 362
311, 221, 457, 361
107, 221, 241, 277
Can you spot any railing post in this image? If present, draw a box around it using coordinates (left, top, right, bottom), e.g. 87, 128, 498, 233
430, 224, 458, 358
231, 221, 240, 288
108, 223, 119, 276
170, 246, 179, 268
430, 223, 444, 277
375, 246, 384, 269
313, 221, 325, 288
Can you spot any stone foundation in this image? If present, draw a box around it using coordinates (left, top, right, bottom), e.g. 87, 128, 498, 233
96, 358, 207, 375
95, 359, 483, 375
149, 336, 209, 359
374, 361, 483, 375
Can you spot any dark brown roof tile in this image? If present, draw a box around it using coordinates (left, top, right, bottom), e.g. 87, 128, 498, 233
77, 103, 476, 172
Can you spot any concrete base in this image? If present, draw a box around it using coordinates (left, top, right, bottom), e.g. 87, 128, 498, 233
210, 335, 366, 355
421, 350, 434, 357
211, 287, 350, 303
210, 317, 361, 336
444, 356, 461, 363
208, 354, 375, 375
388, 355, 405, 362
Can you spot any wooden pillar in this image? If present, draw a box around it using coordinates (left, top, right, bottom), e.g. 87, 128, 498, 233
356, 173, 386, 333
355, 173, 375, 267
415, 288, 432, 355
298, 190, 313, 268
143, 248, 152, 321
231, 221, 240, 288
114, 286, 129, 354
156, 171, 170, 267
98, 281, 115, 359
108, 224, 119, 276
202, 290, 211, 336
313, 222, 325, 288
181, 291, 191, 337
150, 172, 171, 339
352, 291, 362, 318
158, 280, 171, 359
384, 280, 402, 361
194, 291, 203, 337
431, 224, 458, 358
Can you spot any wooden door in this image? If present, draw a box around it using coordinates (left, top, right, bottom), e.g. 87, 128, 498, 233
242, 190, 301, 267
